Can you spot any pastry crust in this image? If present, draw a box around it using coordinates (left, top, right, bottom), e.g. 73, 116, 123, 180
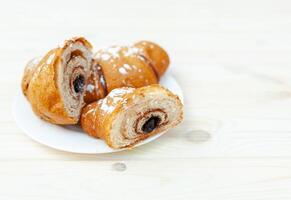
134, 41, 169, 78
23, 37, 93, 125
84, 41, 170, 103
83, 60, 107, 103
81, 84, 183, 149
21, 57, 41, 97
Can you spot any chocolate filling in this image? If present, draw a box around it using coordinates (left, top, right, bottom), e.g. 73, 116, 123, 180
141, 116, 161, 133
73, 75, 85, 93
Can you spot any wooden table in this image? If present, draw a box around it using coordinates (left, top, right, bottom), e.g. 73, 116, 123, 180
1, 0, 291, 199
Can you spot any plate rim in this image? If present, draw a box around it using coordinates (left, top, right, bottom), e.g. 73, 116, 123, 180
12, 73, 184, 154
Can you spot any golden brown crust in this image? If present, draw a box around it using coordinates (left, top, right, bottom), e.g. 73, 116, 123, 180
21, 58, 40, 96
26, 48, 76, 124
134, 41, 169, 77
84, 41, 170, 104
81, 85, 183, 149
80, 101, 100, 137
83, 60, 107, 103
98, 46, 158, 92
60, 36, 93, 50
23, 37, 92, 125
82, 87, 135, 141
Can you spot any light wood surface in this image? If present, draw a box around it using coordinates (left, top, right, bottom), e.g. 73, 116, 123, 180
1, 0, 291, 199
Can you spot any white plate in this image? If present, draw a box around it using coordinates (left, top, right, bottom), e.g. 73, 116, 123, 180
13, 73, 184, 154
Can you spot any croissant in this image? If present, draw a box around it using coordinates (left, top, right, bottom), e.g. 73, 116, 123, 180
21, 37, 93, 125
21, 57, 41, 96
84, 41, 170, 103
81, 84, 183, 149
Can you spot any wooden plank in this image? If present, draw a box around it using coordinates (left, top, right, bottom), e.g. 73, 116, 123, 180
1, 0, 291, 199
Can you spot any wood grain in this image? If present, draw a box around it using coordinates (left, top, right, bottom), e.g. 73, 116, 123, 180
1, 0, 291, 199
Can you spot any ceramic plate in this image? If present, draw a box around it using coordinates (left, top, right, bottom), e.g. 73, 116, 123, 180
13, 73, 184, 154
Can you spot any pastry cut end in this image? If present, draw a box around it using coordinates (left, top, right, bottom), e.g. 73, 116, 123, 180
57, 37, 93, 122
24, 37, 93, 125
81, 84, 183, 149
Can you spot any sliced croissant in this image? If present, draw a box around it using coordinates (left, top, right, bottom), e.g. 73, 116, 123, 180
81, 84, 183, 149
22, 37, 93, 124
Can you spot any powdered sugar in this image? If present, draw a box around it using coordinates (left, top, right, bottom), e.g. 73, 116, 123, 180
86, 84, 95, 93
100, 53, 111, 61
95, 46, 121, 62
99, 88, 135, 113
119, 67, 127, 75
118, 64, 133, 75
106, 46, 121, 58
123, 64, 131, 70
46, 53, 55, 65
124, 47, 140, 57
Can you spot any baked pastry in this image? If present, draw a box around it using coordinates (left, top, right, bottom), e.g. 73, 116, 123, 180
21, 57, 41, 96
84, 41, 170, 103
81, 84, 183, 149
21, 37, 93, 125
134, 41, 169, 77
